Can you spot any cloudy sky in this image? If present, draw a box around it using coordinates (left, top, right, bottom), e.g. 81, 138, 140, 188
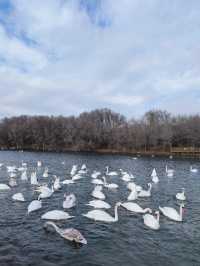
0, 0, 200, 118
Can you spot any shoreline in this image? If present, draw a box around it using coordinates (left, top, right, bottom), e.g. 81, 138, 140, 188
1, 147, 200, 159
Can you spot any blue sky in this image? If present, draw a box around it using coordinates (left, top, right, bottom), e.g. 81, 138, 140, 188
0, 0, 200, 118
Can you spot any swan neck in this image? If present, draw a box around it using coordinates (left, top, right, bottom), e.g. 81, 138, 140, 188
148, 185, 152, 192
180, 205, 183, 220
106, 167, 108, 174
156, 212, 160, 222
103, 176, 107, 185
114, 204, 119, 221
47, 221, 60, 233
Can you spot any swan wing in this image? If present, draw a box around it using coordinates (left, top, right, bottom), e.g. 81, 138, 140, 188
83, 210, 113, 222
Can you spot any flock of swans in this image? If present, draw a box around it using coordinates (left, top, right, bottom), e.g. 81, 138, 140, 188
0, 159, 198, 245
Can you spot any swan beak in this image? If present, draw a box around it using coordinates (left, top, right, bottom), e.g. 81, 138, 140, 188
79, 237, 87, 245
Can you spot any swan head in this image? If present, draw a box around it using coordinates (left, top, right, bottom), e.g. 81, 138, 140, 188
115, 202, 122, 207
75, 233, 87, 245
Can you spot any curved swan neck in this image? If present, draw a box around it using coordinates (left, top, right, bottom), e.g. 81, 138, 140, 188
46, 221, 60, 233
148, 184, 152, 192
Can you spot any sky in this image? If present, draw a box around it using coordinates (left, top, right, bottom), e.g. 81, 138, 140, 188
0, 0, 200, 118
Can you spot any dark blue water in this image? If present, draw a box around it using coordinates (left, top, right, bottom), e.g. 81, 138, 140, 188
0, 151, 199, 266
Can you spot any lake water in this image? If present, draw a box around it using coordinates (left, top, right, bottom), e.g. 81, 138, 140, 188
0, 151, 199, 266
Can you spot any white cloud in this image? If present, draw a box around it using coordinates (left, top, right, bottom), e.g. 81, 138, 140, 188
0, 0, 200, 118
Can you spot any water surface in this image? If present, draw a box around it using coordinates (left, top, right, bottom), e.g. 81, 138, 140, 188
0, 151, 199, 266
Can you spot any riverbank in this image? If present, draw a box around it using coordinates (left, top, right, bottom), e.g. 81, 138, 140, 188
1, 147, 200, 158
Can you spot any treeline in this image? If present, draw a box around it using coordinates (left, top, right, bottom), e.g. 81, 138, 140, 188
0, 108, 200, 152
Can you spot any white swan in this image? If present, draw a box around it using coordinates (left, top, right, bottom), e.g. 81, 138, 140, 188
81, 164, 87, 170
143, 211, 160, 230
121, 173, 131, 182
9, 178, 17, 187
72, 174, 83, 181
62, 178, 74, 184
91, 178, 104, 185
21, 171, 28, 181
102, 176, 118, 189
92, 186, 105, 200
78, 169, 87, 174
7, 166, 17, 173
86, 200, 111, 209
41, 210, 74, 220
0, 184, 10, 190
28, 200, 42, 214
127, 188, 138, 201
12, 193, 25, 202
91, 171, 101, 179
166, 165, 174, 177
190, 166, 198, 173
176, 188, 186, 201
43, 167, 49, 178
38, 186, 54, 199
121, 202, 152, 214
70, 165, 78, 176
37, 161, 42, 167
159, 204, 184, 222
9, 172, 17, 178
31, 172, 38, 185
138, 183, 152, 197
127, 182, 142, 192
63, 193, 76, 209
151, 168, 159, 183
44, 221, 87, 244
83, 202, 121, 222
106, 166, 118, 176
53, 176, 61, 191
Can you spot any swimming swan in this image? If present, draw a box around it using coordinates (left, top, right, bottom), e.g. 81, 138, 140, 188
159, 204, 184, 222
28, 200, 42, 214
151, 168, 159, 183
86, 200, 111, 209
143, 211, 160, 230
12, 193, 25, 202
41, 210, 74, 220
121, 202, 152, 214
44, 221, 87, 244
92, 186, 105, 200
102, 176, 118, 189
138, 183, 152, 197
190, 166, 198, 173
0, 184, 10, 190
83, 202, 121, 222
166, 165, 174, 177
106, 166, 118, 176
